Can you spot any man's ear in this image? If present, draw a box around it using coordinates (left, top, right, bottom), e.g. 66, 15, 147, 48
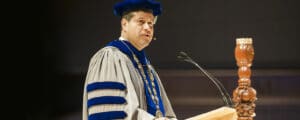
121, 18, 128, 32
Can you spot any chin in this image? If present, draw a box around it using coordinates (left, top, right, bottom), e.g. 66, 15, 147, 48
145, 39, 152, 44
140, 44, 149, 50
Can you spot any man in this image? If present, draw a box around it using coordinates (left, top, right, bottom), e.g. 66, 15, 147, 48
82, 0, 177, 120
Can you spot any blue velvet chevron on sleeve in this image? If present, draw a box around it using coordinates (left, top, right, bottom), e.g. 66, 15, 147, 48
87, 81, 128, 120
87, 96, 127, 108
88, 111, 127, 120
87, 81, 126, 92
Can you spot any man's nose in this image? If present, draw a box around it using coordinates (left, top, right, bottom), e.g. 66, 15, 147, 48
143, 23, 152, 31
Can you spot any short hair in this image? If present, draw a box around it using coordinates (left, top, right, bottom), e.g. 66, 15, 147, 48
122, 8, 153, 21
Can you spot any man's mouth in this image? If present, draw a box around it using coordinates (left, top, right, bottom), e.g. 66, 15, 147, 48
143, 34, 149, 37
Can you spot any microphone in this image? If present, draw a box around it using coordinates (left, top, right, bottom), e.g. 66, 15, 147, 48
177, 51, 233, 107
153, 37, 157, 40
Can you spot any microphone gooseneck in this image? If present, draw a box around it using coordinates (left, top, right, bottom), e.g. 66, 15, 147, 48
177, 51, 233, 107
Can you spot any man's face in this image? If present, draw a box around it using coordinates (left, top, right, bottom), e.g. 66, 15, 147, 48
122, 11, 155, 50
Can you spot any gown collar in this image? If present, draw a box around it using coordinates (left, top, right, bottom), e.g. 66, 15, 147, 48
106, 38, 148, 65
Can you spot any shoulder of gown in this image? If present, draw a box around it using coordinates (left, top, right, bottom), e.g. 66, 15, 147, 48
82, 46, 155, 120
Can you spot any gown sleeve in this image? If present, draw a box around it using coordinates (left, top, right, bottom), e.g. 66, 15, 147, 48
82, 47, 155, 120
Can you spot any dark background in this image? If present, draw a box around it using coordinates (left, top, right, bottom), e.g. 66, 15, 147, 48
37, 0, 300, 120
41, 0, 300, 73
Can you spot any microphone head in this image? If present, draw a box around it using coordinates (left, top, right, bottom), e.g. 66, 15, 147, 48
177, 51, 194, 64
179, 51, 188, 56
178, 51, 192, 61
177, 51, 185, 60
177, 55, 184, 60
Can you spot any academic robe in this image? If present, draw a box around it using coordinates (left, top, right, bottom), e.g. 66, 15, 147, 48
82, 40, 177, 120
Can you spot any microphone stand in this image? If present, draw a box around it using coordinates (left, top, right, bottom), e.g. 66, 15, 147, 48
177, 51, 233, 107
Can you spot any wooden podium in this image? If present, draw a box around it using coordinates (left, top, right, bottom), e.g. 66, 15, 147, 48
185, 38, 256, 120
185, 107, 237, 120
